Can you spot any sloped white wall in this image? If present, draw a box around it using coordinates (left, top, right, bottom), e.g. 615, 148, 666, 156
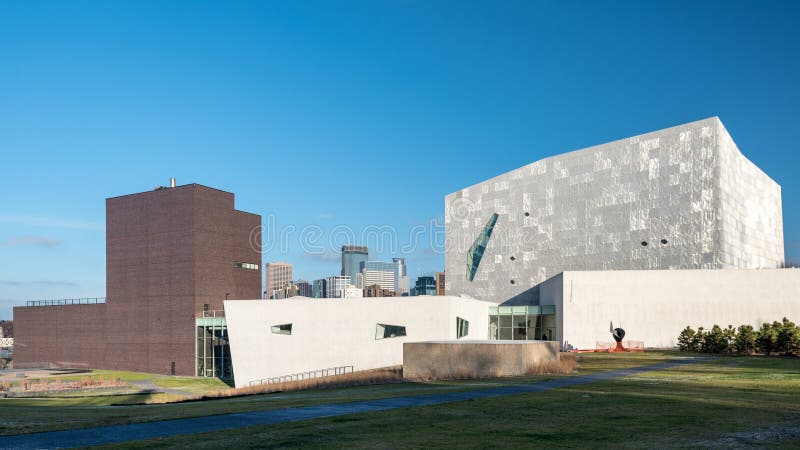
224, 296, 492, 388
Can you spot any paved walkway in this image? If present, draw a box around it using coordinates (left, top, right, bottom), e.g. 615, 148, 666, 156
127, 380, 195, 398
0, 357, 706, 449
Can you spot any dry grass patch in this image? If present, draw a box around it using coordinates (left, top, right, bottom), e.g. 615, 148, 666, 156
150, 366, 404, 404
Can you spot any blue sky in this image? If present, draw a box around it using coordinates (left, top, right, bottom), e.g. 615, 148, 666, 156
1, 0, 799, 318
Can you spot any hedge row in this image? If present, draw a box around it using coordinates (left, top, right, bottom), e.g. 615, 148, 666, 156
678, 318, 800, 355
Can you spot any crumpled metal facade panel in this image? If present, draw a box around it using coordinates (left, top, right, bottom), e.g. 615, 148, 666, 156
445, 117, 784, 304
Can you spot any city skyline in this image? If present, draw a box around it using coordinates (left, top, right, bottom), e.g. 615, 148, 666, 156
2, 1, 800, 318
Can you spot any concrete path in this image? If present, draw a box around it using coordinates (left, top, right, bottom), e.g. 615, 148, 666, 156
0, 357, 707, 449
127, 380, 195, 398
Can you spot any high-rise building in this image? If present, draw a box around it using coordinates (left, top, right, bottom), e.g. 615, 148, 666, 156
295, 280, 313, 297
312, 278, 327, 298
14, 182, 261, 377
412, 276, 437, 296
362, 261, 396, 292
392, 258, 409, 295
436, 272, 446, 295
325, 275, 352, 298
341, 245, 368, 287
265, 262, 293, 299
270, 284, 299, 300
364, 284, 397, 297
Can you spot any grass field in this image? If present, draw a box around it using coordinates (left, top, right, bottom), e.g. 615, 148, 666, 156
2, 352, 799, 448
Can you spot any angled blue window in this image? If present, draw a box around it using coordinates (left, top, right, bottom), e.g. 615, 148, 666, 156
466, 213, 498, 282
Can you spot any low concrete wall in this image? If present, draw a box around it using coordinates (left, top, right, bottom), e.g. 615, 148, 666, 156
403, 340, 560, 380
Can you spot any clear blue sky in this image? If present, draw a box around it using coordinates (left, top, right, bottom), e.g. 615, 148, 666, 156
1, 0, 799, 318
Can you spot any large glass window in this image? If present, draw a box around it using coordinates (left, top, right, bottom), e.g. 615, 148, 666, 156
195, 315, 232, 380
488, 305, 556, 342
376, 323, 407, 339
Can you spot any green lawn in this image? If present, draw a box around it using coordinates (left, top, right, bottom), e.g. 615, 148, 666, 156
3, 352, 799, 448
150, 376, 231, 394
108, 354, 800, 449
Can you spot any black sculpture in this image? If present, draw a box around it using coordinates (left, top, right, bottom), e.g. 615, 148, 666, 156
610, 321, 625, 343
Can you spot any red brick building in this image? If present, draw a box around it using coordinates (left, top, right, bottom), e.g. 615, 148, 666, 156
13, 183, 261, 376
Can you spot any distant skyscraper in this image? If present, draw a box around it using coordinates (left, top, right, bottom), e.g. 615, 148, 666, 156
295, 280, 313, 297
412, 276, 437, 296
362, 261, 396, 292
392, 258, 409, 295
364, 284, 397, 297
341, 245, 368, 288
265, 262, 293, 299
436, 272, 446, 296
312, 278, 327, 298
326, 275, 352, 298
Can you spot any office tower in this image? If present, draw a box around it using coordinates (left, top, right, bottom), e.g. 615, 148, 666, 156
436, 272, 446, 295
392, 258, 409, 295
362, 261, 396, 292
412, 276, 437, 296
341, 245, 369, 287
325, 275, 352, 298
364, 284, 397, 297
312, 278, 327, 298
295, 280, 313, 297
265, 262, 293, 299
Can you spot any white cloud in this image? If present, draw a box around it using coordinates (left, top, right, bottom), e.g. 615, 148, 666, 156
0, 214, 103, 231
0, 279, 79, 287
2, 236, 62, 248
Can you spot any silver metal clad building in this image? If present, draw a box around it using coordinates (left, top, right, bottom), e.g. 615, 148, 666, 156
445, 117, 784, 304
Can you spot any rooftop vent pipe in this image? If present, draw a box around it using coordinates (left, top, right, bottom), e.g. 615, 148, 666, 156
170, 177, 176, 188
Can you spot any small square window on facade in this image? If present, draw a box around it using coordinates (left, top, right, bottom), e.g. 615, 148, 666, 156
234, 261, 260, 270
456, 317, 469, 339
271, 323, 292, 335
375, 323, 407, 339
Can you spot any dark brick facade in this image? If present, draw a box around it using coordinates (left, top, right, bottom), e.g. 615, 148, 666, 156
13, 304, 106, 369
13, 184, 261, 376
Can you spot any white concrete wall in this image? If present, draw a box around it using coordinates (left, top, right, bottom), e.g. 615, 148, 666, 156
549, 269, 800, 350
224, 296, 493, 388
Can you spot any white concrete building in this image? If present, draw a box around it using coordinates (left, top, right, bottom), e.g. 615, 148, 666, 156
225, 296, 493, 388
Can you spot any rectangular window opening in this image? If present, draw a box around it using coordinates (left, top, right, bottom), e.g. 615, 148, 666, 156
271, 323, 292, 335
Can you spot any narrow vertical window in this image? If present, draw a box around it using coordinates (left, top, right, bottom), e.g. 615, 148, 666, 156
456, 317, 469, 339
467, 213, 499, 281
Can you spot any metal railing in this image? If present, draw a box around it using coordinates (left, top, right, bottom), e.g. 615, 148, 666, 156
26, 298, 106, 307
249, 365, 354, 387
